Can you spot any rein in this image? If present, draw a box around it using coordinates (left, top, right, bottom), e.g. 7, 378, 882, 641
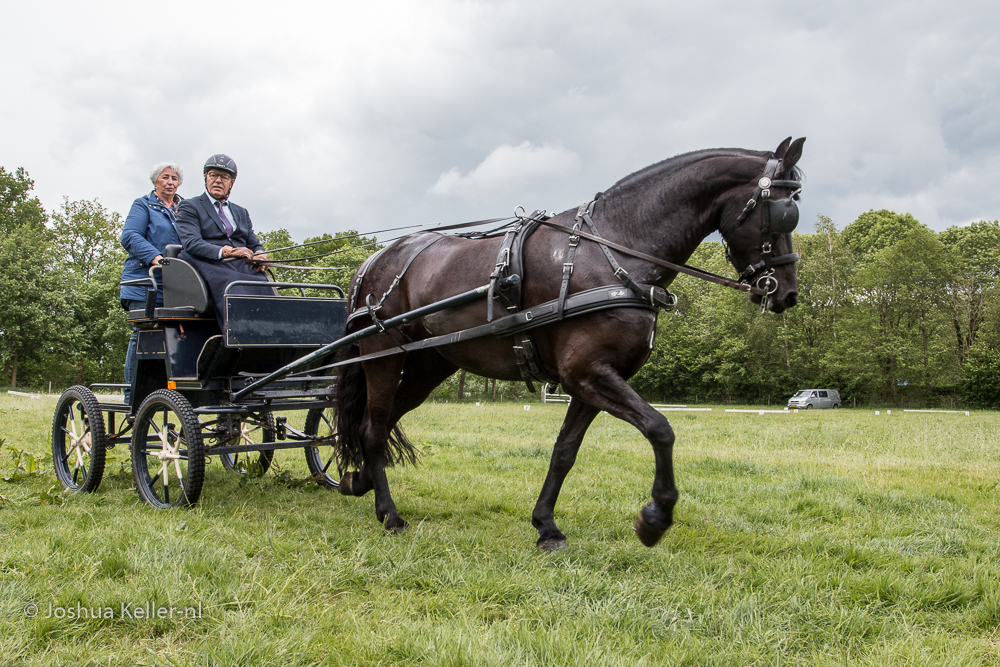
534, 216, 770, 297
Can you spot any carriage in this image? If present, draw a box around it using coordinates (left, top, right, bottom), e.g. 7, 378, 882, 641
51, 243, 349, 508
51, 139, 805, 548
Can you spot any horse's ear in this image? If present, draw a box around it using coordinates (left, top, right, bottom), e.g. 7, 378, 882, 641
782, 137, 806, 170
774, 137, 793, 159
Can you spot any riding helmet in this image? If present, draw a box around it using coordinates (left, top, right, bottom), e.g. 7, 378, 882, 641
203, 154, 237, 177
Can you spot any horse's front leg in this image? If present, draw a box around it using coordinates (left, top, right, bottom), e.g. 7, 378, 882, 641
564, 365, 677, 547
532, 398, 600, 551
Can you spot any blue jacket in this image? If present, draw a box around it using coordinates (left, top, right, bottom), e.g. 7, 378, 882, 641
119, 191, 183, 303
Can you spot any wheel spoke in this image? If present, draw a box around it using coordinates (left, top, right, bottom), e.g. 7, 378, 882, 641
322, 452, 336, 473
73, 467, 80, 484
67, 404, 79, 439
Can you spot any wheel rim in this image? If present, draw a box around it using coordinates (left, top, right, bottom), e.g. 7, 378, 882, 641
55, 400, 92, 489
216, 416, 274, 476
132, 394, 203, 507
305, 407, 340, 489
52, 387, 105, 493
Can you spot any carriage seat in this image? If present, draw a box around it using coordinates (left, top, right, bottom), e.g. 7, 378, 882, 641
157, 244, 215, 318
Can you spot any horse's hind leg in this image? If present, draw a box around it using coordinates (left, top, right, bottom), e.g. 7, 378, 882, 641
357, 356, 411, 532
562, 365, 677, 547
341, 352, 458, 506
532, 398, 600, 551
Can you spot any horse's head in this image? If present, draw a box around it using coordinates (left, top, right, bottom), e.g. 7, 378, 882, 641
719, 137, 805, 313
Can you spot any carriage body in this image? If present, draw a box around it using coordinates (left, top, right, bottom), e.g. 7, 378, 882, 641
51, 247, 348, 507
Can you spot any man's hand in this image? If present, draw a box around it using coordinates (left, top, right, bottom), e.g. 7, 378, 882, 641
222, 246, 254, 260
252, 252, 269, 272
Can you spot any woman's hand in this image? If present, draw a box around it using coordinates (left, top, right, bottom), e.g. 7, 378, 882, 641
150, 255, 164, 267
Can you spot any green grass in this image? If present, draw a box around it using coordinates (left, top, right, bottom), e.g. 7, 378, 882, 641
1, 393, 999, 665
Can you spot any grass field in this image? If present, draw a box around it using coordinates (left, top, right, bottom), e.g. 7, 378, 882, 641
1, 392, 999, 666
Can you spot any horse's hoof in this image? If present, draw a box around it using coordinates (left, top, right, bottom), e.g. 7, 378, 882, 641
537, 537, 568, 551
633, 516, 664, 547
634, 503, 670, 547
384, 517, 408, 534
339, 472, 353, 496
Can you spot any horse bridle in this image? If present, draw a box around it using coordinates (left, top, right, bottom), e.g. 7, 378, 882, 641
722, 157, 802, 296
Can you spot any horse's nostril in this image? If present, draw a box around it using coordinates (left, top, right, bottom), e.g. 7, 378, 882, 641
785, 292, 798, 308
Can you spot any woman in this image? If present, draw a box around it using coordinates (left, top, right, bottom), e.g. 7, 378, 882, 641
119, 162, 184, 405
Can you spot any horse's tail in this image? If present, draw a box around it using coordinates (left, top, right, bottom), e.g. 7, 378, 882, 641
335, 344, 418, 469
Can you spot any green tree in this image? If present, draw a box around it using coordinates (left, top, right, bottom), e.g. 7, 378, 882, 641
840, 219, 957, 403
939, 220, 1000, 362
49, 199, 129, 385
0, 224, 72, 387
0, 167, 46, 236
783, 216, 853, 387
841, 209, 923, 258
258, 228, 379, 296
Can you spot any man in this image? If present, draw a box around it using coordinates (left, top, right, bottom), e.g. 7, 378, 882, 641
175, 154, 273, 321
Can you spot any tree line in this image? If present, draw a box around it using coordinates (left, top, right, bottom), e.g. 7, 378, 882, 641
630, 212, 1000, 408
2, 166, 999, 407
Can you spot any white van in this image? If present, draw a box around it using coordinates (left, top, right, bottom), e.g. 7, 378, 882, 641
787, 389, 841, 409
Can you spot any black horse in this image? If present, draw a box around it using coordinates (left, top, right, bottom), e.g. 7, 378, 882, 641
334, 138, 805, 549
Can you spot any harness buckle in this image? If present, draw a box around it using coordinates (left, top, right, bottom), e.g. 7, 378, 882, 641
563, 262, 574, 275
365, 294, 386, 333
614, 266, 629, 279
746, 199, 757, 209
761, 241, 772, 254
495, 247, 510, 271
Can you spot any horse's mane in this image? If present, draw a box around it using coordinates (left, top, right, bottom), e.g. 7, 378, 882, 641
592, 146, 803, 243
602, 147, 773, 197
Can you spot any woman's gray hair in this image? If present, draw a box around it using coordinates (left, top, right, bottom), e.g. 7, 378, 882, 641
149, 162, 184, 185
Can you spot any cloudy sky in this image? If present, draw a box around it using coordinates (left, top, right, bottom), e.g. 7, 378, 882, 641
3, 1, 998, 241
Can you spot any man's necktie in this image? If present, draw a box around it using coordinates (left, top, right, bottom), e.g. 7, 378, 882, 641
216, 202, 234, 237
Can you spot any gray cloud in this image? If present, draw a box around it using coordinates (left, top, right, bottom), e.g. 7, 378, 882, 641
1, 0, 999, 244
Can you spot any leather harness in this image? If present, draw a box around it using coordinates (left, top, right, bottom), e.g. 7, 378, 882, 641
343, 205, 676, 391
340, 157, 801, 389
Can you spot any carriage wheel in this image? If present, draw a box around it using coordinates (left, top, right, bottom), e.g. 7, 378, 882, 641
51, 386, 107, 493
304, 407, 340, 489
218, 413, 276, 476
130, 389, 205, 509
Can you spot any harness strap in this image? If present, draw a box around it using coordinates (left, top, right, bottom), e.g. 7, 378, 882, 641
346, 234, 444, 326
556, 204, 587, 320
349, 246, 388, 313
322, 283, 665, 370
487, 228, 517, 322
577, 204, 651, 301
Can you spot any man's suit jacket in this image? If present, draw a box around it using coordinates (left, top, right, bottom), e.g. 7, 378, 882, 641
175, 192, 264, 261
